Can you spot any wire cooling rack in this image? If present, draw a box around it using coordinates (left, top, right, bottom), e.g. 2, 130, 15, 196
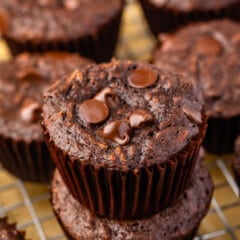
0, 0, 240, 239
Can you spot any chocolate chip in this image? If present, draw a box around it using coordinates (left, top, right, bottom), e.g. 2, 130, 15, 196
17, 69, 44, 82
232, 33, 240, 51
182, 105, 202, 124
129, 109, 154, 128
128, 66, 158, 88
0, 8, 9, 33
102, 120, 131, 145
38, 0, 58, 7
63, 0, 79, 9
94, 87, 119, 108
79, 99, 109, 124
195, 35, 222, 56
20, 99, 41, 123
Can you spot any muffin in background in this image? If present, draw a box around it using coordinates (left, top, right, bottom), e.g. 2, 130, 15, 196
42, 59, 207, 219
0, 52, 92, 183
153, 19, 240, 154
0, 217, 25, 240
139, 0, 240, 35
51, 150, 213, 240
0, 0, 124, 62
233, 136, 240, 190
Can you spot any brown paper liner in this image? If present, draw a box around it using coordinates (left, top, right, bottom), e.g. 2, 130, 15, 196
3, 4, 123, 63
139, 0, 240, 35
0, 134, 54, 183
43, 114, 207, 220
51, 154, 213, 239
232, 157, 240, 190
203, 116, 240, 155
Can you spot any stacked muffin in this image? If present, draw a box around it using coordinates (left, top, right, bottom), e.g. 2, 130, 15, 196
42, 59, 213, 239
153, 19, 240, 155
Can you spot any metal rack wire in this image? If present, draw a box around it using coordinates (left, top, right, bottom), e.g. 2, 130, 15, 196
0, 157, 239, 240
0, 0, 239, 239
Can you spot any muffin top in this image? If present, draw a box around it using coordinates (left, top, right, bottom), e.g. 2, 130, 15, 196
0, 52, 92, 142
42, 59, 204, 170
0, 218, 25, 240
154, 20, 240, 118
150, 0, 239, 11
0, 0, 124, 41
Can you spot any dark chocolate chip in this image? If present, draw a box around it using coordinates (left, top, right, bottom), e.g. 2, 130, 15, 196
79, 99, 109, 124
63, 0, 79, 9
17, 69, 44, 82
94, 87, 119, 108
0, 8, 9, 33
102, 120, 131, 145
129, 109, 154, 128
232, 33, 240, 51
128, 66, 158, 88
182, 105, 202, 124
195, 35, 222, 56
20, 99, 41, 123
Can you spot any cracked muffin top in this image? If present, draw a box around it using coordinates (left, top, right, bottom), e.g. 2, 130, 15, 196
154, 19, 240, 118
42, 59, 205, 170
0, 52, 92, 142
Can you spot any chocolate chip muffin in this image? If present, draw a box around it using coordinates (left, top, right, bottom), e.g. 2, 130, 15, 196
0, 52, 92, 182
0, 0, 124, 62
0, 217, 25, 240
233, 136, 240, 189
51, 150, 213, 240
153, 19, 240, 154
42, 59, 207, 219
139, 0, 240, 35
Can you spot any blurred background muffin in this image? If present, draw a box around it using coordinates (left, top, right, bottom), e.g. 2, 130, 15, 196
0, 52, 92, 182
0, 0, 125, 62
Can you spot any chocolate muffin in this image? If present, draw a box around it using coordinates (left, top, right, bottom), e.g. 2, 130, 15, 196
139, 0, 240, 35
0, 217, 25, 240
42, 59, 207, 219
153, 19, 240, 154
0, 0, 124, 62
0, 52, 92, 183
51, 151, 213, 240
233, 136, 240, 189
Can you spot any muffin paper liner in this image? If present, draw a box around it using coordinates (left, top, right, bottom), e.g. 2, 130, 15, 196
43, 116, 207, 220
3, 4, 123, 63
139, 0, 240, 35
203, 116, 240, 155
51, 153, 213, 239
232, 157, 240, 190
0, 134, 54, 183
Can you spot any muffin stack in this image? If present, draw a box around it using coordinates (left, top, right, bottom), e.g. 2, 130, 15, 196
42, 59, 213, 239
